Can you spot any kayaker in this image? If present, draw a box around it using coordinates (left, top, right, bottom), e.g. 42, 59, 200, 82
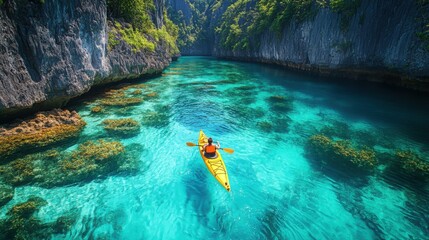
203, 138, 220, 158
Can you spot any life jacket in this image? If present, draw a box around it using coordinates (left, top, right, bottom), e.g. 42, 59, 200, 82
205, 144, 216, 154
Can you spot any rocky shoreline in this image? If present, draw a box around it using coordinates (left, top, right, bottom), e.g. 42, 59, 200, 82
0, 0, 173, 122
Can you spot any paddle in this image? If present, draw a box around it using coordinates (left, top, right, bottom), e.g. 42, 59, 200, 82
186, 142, 234, 154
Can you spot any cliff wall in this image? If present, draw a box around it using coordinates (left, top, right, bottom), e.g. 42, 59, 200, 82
0, 0, 172, 121
168, 0, 429, 91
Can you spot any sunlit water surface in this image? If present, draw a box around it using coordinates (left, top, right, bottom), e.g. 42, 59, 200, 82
1, 57, 429, 239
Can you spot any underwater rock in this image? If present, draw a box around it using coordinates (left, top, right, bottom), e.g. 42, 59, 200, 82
320, 120, 351, 140
91, 106, 104, 113
102, 118, 141, 137
132, 89, 143, 95
306, 134, 377, 175
383, 150, 429, 187
0, 184, 14, 207
53, 212, 79, 234
142, 105, 171, 128
0, 196, 77, 239
267, 95, 293, 113
0, 109, 86, 158
0, 139, 139, 188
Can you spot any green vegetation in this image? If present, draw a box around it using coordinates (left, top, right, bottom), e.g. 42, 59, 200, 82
108, 0, 155, 31
110, 21, 155, 53
107, 0, 179, 55
167, 0, 214, 50
0, 0, 3, 6
307, 134, 377, 173
416, 0, 429, 50
330, 0, 362, 31
216, 0, 319, 50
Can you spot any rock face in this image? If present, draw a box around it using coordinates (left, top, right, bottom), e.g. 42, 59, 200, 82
168, 0, 429, 91
0, 0, 172, 121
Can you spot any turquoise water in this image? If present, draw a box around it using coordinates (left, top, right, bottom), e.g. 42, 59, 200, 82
1, 56, 429, 239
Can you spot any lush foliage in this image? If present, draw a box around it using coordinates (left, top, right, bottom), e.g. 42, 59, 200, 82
216, 0, 317, 50
416, 0, 429, 50
107, 0, 179, 55
329, 0, 362, 31
107, 0, 155, 31
167, 0, 213, 50
110, 21, 156, 53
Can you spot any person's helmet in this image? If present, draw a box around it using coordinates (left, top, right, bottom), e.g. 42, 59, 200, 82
208, 138, 213, 143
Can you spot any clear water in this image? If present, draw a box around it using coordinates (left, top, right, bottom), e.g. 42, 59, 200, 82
1, 56, 429, 239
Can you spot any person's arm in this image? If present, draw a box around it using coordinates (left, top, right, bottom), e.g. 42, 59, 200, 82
216, 141, 221, 149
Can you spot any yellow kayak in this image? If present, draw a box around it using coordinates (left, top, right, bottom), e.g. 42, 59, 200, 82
198, 130, 230, 192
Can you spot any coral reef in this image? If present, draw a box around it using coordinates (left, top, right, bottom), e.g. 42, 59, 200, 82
132, 89, 143, 95
0, 139, 139, 188
142, 105, 171, 128
0, 184, 14, 208
0, 109, 86, 158
384, 150, 429, 185
98, 89, 143, 107
145, 92, 159, 99
91, 106, 104, 113
395, 150, 429, 180
0, 196, 77, 239
267, 95, 293, 112
102, 118, 141, 137
306, 134, 377, 174
257, 121, 273, 132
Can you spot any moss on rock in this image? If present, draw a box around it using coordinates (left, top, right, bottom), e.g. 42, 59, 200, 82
0, 109, 86, 158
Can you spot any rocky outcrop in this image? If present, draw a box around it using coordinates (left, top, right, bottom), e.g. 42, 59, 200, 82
0, 0, 172, 121
214, 0, 429, 91
168, 0, 429, 91
0, 109, 86, 157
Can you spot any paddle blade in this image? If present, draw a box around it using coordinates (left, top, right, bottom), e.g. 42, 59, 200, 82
222, 148, 234, 154
186, 142, 197, 147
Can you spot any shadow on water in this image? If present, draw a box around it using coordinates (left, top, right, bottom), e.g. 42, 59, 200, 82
183, 167, 212, 228
247, 63, 429, 144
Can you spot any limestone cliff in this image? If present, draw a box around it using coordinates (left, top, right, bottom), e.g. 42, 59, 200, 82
168, 0, 429, 91
0, 0, 172, 121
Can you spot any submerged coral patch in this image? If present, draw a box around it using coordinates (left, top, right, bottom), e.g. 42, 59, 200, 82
0, 196, 77, 239
384, 150, 429, 184
306, 134, 377, 174
0, 139, 139, 188
103, 118, 141, 137
267, 95, 293, 112
0, 184, 14, 208
0, 109, 86, 158
142, 110, 170, 128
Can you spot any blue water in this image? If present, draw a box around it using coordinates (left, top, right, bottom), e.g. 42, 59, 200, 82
1, 56, 429, 239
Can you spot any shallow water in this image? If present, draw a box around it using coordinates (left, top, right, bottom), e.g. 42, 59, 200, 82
1, 56, 429, 239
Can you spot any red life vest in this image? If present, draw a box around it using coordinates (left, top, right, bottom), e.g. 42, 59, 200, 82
205, 145, 216, 154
